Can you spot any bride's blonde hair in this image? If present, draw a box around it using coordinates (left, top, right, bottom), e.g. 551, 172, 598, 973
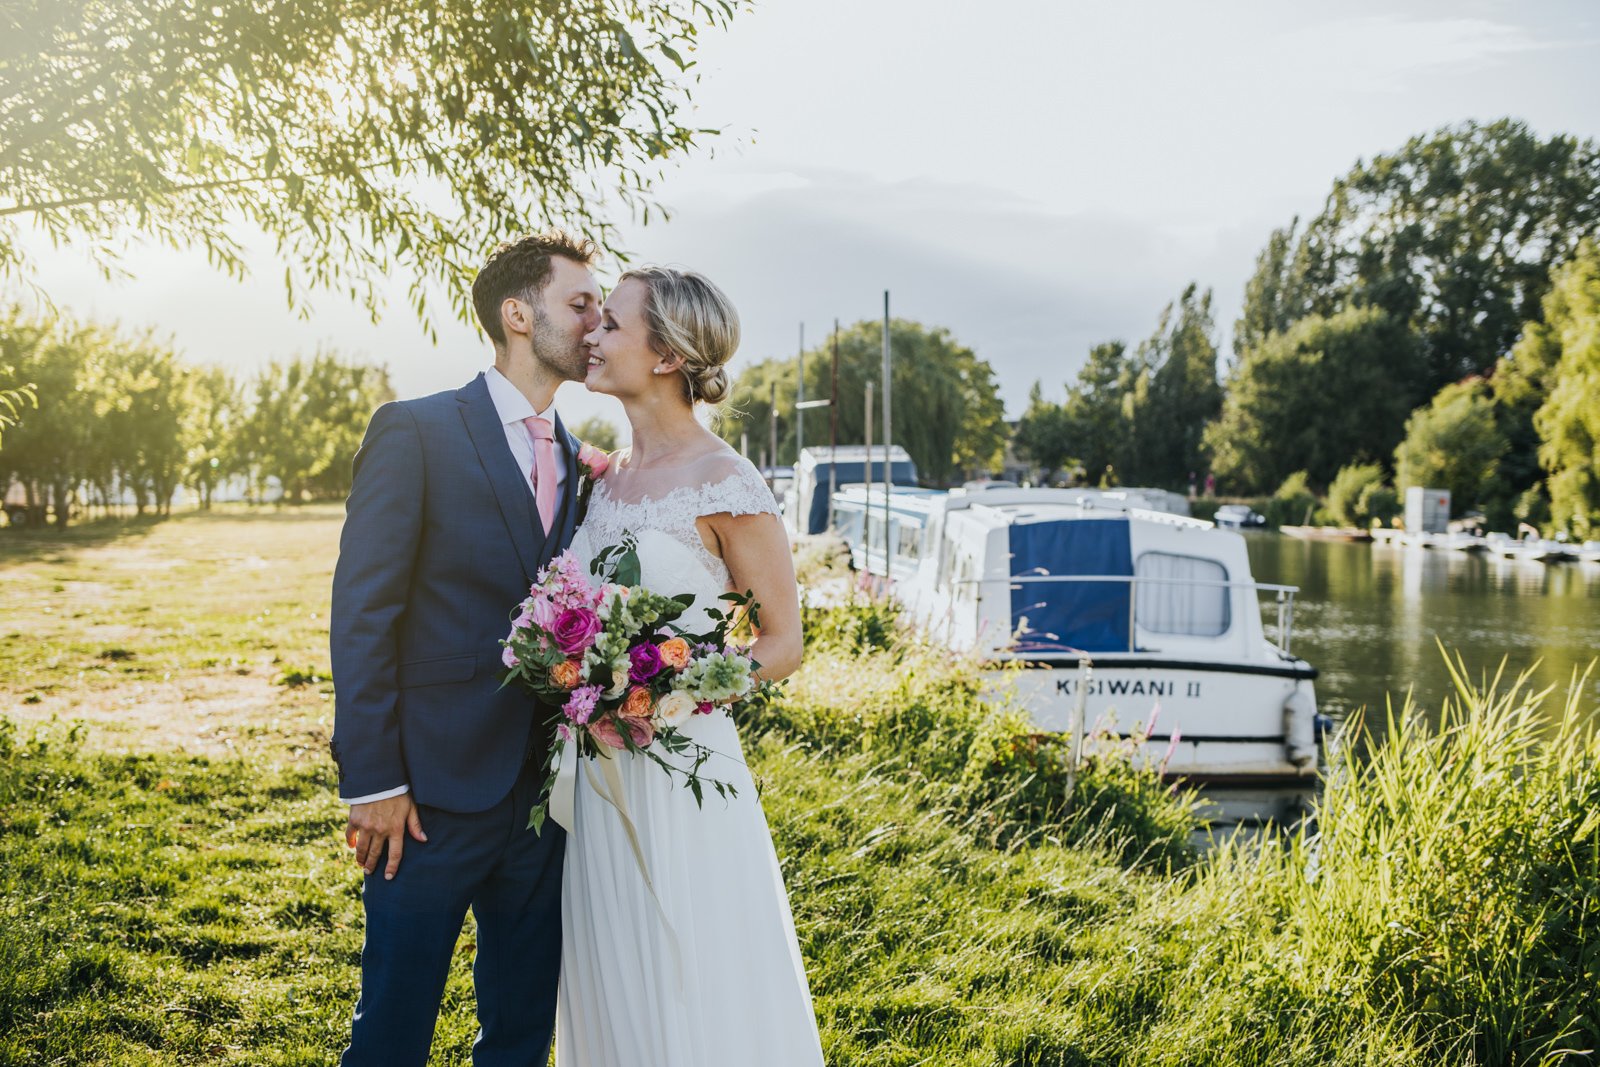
619, 266, 739, 405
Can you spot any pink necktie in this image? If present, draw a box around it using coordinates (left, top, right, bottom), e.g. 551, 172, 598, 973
522, 416, 558, 532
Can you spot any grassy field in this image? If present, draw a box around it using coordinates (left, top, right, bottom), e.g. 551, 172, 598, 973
2, 509, 1597, 1066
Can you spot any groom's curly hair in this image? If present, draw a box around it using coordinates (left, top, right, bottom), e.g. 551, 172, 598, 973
472, 230, 597, 345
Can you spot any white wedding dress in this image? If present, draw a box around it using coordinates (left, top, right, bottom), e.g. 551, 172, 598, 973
555, 445, 825, 1067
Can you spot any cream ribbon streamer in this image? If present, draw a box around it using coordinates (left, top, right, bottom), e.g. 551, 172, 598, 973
551, 740, 686, 999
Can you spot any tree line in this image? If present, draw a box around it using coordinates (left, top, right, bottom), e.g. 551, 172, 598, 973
0, 306, 392, 527
717, 318, 1008, 488
1017, 119, 1600, 537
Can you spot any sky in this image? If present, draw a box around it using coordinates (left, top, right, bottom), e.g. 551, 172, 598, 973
19, 0, 1600, 435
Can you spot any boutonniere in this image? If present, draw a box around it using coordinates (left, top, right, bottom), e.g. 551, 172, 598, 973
574, 442, 610, 524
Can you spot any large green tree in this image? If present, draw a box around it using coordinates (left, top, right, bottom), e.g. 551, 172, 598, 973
1233, 219, 1314, 359
1205, 306, 1424, 494
0, 309, 100, 524
1015, 342, 1138, 486
235, 352, 395, 502
718, 319, 1006, 487
182, 365, 243, 509
1393, 378, 1509, 514
1121, 283, 1222, 487
1532, 241, 1600, 538
1013, 382, 1076, 482
92, 335, 189, 515
0, 0, 735, 328
1061, 340, 1136, 485
0, 380, 33, 449
1238, 120, 1600, 398
1017, 284, 1220, 494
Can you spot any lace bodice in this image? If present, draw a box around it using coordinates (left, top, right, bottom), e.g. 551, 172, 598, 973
577, 445, 780, 589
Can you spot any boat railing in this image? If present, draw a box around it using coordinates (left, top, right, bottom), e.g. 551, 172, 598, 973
963, 573, 1302, 656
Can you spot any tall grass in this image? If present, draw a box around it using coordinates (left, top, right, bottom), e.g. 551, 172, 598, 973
1, 551, 1596, 1064
759, 591, 1203, 868
1104, 655, 1600, 1066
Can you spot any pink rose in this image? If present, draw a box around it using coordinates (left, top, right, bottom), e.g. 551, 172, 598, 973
589, 718, 626, 750
551, 607, 603, 656
578, 442, 610, 478
588, 713, 654, 750
625, 715, 655, 747
502, 646, 520, 669
531, 596, 559, 631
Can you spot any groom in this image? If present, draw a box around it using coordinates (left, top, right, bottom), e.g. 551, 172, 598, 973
329, 231, 601, 1065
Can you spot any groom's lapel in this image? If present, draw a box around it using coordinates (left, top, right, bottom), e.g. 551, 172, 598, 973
457, 373, 538, 581
553, 409, 582, 550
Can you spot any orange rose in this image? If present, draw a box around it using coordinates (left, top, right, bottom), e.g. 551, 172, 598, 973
658, 637, 692, 671
620, 685, 655, 719
550, 659, 582, 689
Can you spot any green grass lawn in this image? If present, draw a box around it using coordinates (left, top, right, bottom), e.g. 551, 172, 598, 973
2, 509, 1597, 1066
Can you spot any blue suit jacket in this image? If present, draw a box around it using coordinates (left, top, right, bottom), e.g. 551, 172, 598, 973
329, 372, 581, 813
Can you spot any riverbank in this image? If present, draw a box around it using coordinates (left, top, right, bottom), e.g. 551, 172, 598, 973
2, 509, 1596, 1065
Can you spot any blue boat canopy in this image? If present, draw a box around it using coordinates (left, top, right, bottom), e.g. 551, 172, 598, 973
806, 458, 918, 533
1009, 518, 1132, 654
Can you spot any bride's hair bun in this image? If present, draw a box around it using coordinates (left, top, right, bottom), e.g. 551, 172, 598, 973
690, 365, 731, 405
620, 266, 739, 405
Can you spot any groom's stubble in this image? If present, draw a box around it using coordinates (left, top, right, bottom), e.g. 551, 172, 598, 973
529, 303, 589, 385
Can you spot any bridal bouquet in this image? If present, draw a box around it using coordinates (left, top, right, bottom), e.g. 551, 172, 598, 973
500, 534, 770, 832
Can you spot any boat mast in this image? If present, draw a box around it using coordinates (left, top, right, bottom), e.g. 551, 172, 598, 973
864, 380, 875, 567
829, 319, 839, 531
882, 290, 893, 574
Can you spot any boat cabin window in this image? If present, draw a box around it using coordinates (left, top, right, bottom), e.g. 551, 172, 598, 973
896, 520, 921, 561
1134, 552, 1230, 637
836, 507, 865, 548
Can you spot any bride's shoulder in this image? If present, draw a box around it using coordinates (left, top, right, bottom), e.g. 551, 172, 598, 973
689, 447, 779, 517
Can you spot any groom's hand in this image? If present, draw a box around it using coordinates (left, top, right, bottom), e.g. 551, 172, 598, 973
346, 795, 428, 880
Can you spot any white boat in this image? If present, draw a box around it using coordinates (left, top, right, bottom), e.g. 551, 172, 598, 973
1432, 530, 1487, 552
832, 485, 1321, 783
784, 446, 918, 537
1486, 532, 1576, 563
1577, 541, 1600, 564
1214, 504, 1266, 529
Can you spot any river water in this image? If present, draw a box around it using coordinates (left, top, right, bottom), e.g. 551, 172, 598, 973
1246, 534, 1600, 728
1195, 535, 1600, 839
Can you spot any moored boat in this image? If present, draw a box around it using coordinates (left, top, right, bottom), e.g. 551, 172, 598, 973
1486, 532, 1577, 563
832, 485, 1321, 783
1281, 525, 1373, 543
1214, 504, 1266, 529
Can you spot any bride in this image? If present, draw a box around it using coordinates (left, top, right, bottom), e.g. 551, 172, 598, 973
555, 266, 825, 1066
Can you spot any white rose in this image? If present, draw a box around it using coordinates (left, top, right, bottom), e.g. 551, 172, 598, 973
655, 690, 697, 729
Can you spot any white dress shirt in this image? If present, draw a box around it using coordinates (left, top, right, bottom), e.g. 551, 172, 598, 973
342, 367, 568, 805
